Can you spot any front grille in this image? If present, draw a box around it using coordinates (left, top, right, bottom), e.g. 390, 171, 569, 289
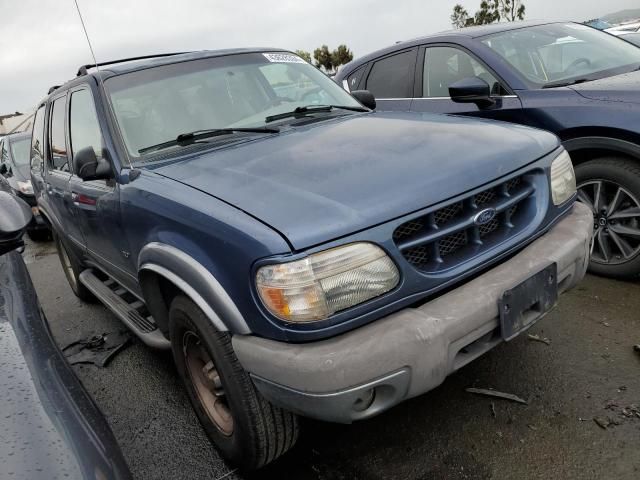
394, 173, 538, 272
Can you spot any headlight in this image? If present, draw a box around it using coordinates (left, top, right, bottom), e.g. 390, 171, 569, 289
256, 243, 400, 323
550, 150, 576, 205
17, 180, 34, 195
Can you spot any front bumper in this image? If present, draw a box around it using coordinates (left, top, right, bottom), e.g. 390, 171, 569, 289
233, 202, 593, 423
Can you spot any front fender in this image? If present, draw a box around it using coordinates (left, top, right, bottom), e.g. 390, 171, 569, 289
138, 242, 250, 335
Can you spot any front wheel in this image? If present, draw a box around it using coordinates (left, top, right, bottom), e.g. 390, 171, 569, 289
169, 296, 298, 470
575, 157, 640, 279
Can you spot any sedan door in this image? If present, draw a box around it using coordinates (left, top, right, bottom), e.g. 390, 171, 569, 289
410, 45, 522, 121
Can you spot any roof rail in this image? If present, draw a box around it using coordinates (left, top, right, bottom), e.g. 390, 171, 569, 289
76, 52, 192, 76
48, 85, 60, 94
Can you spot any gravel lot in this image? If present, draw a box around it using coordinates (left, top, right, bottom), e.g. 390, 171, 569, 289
24, 238, 640, 480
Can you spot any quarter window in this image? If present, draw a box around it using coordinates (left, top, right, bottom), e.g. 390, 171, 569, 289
366, 50, 415, 98
49, 96, 69, 172
69, 89, 104, 162
423, 46, 504, 97
31, 106, 45, 172
346, 66, 366, 91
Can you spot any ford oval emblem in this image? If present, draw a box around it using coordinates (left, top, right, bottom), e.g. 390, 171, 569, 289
474, 208, 497, 226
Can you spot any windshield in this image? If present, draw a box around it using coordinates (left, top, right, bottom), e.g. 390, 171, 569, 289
106, 52, 362, 157
9, 137, 31, 166
481, 23, 640, 88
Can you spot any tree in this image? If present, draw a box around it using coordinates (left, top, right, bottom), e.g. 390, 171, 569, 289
451, 0, 525, 28
451, 4, 471, 29
295, 50, 312, 63
313, 45, 333, 72
331, 44, 354, 69
498, 0, 525, 22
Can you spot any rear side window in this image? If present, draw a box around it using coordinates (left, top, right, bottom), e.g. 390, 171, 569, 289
30, 106, 46, 172
0, 139, 7, 164
49, 96, 69, 172
365, 50, 415, 98
69, 89, 104, 163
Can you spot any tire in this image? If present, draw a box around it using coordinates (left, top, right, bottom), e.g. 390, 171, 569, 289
169, 295, 298, 470
53, 231, 95, 302
575, 157, 640, 279
27, 228, 51, 242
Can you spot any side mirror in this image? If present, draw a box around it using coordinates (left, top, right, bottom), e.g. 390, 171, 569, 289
449, 77, 495, 108
0, 191, 33, 256
0, 163, 7, 175
73, 147, 112, 181
351, 90, 376, 110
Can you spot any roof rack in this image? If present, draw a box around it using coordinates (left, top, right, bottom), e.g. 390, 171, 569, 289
48, 85, 60, 94
76, 52, 192, 76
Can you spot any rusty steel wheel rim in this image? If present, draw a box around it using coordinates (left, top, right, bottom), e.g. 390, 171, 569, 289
182, 331, 234, 436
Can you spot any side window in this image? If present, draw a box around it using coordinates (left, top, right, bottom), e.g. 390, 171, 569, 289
49, 96, 69, 172
30, 106, 46, 172
423, 46, 505, 98
0, 140, 7, 164
365, 50, 415, 98
346, 65, 366, 91
69, 89, 104, 164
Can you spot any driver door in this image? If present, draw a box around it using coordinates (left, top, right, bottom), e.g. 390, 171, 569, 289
410, 45, 522, 121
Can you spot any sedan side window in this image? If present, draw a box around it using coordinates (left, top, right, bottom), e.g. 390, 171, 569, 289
365, 50, 415, 99
423, 46, 506, 98
69, 89, 104, 164
49, 96, 70, 172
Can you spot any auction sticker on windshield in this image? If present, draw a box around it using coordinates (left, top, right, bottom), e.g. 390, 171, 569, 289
263, 53, 306, 63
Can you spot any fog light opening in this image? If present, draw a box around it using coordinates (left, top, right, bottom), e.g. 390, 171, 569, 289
352, 388, 376, 412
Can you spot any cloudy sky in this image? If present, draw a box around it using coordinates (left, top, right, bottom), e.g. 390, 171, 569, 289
0, 0, 637, 113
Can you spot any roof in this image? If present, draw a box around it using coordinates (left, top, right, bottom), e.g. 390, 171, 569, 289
3, 131, 31, 141
340, 19, 565, 74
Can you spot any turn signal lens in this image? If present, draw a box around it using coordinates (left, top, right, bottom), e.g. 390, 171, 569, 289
550, 150, 576, 205
256, 243, 399, 323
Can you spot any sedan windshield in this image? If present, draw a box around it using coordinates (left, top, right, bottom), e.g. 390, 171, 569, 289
106, 52, 363, 157
9, 137, 31, 166
481, 23, 640, 88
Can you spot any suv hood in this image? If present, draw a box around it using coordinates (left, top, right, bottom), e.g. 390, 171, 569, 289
152, 112, 558, 250
569, 69, 640, 104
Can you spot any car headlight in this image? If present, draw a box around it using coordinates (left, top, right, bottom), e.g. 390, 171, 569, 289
17, 180, 34, 195
550, 150, 576, 205
256, 243, 400, 323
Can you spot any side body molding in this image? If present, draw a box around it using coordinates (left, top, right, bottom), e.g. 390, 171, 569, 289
138, 242, 250, 334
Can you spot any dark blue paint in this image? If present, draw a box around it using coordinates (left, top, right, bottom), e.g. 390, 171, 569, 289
335, 20, 640, 152
32, 49, 570, 342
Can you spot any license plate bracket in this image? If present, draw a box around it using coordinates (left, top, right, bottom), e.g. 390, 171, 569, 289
499, 263, 558, 341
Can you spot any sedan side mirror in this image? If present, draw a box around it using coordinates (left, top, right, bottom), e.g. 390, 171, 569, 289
73, 147, 112, 181
449, 77, 495, 109
0, 191, 32, 256
351, 90, 376, 110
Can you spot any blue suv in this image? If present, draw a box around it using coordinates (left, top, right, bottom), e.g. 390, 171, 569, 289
30, 49, 592, 469
335, 21, 640, 279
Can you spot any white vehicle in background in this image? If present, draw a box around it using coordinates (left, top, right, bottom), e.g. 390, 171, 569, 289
606, 22, 640, 36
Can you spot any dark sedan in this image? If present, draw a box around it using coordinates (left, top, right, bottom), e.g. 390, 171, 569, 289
0, 190, 131, 479
336, 21, 640, 279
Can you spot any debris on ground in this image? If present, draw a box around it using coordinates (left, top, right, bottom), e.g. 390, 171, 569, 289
527, 333, 551, 345
63, 331, 132, 367
602, 322, 610, 327
634, 344, 640, 355
621, 405, 640, 419
593, 416, 621, 429
465, 387, 528, 405
490, 402, 497, 418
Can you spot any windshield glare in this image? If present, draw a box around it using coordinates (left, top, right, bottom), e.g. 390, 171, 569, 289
9, 137, 31, 166
106, 52, 362, 157
481, 23, 640, 87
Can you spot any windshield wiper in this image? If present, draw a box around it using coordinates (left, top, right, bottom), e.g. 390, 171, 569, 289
139, 127, 280, 154
542, 78, 592, 89
265, 105, 368, 123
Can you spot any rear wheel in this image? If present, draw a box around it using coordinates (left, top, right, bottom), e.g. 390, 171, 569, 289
169, 295, 298, 470
575, 157, 640, 279
27, 228, 51, 242
53, 232, 95, 301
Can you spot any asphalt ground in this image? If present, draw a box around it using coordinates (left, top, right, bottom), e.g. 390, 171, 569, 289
23, 238, 640, 480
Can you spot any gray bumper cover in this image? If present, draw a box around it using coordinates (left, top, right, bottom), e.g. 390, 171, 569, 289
233, 203, 593, 423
